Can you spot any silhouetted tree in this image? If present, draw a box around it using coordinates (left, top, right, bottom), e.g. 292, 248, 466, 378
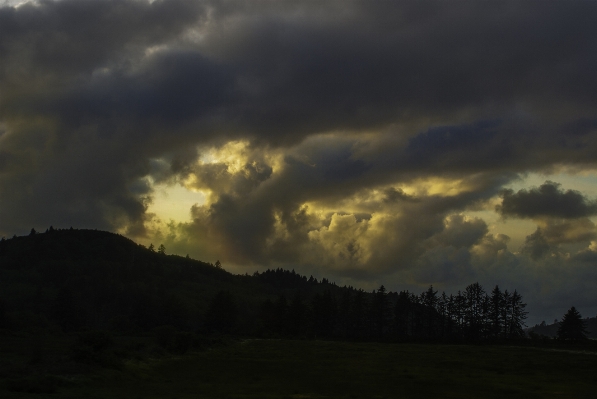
158, 244, 166, 255
205, 291, 237, 334
488, 285, 504, 339
288, 292, 307, 337
420, 285, 439, 338
393, 291, 412, 339
148, 243, 155, 252
371, 285, 390, 339
30, 228, 36, 236
463, 283, 486, 341
0, 298, 6, 329
501, 290, 512, 337
259, 299, 276, 335
53, 287, 86, 332
311, 290, 336, 338
444, 293, 458, 339
348, 289, 368, 339
274, 295, 289, 336
557, 307, 588, 341
507, 290, 527, 338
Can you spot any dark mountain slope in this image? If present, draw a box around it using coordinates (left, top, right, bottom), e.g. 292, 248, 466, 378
0, 228, 252, 333
0, 228, 530, 343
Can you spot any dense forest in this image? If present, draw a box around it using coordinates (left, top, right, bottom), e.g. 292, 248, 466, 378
0, 228, 537, 343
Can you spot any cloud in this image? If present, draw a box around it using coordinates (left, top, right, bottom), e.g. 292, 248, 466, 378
497, 181, 597, 219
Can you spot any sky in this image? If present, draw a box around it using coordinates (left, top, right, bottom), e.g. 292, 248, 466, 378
1, 0, 597, 325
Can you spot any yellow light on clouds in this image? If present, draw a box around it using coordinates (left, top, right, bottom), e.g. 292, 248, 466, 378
148, 184, 206, 223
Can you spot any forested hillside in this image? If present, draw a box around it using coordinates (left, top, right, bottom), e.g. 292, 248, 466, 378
0, 228, 528, 342
528, 316, 597, 339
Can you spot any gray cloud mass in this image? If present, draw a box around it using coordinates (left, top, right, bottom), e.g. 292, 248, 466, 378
497, 181, 597, 219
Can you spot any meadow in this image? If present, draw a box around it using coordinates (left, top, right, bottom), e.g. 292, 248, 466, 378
2, 336, 596, 398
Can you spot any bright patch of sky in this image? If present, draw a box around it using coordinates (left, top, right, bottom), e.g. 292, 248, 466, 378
469, 170, 597, 252
149, 184, 206, 223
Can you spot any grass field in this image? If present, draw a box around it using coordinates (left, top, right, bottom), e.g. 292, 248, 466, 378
2, 337, 596, 398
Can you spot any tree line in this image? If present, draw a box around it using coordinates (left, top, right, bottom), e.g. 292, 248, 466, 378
207, 270, 528, 342
6, 228, 591, 343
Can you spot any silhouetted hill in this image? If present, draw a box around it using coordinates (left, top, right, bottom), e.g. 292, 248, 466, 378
0, 228, 531, 343
0, 228, 248, 333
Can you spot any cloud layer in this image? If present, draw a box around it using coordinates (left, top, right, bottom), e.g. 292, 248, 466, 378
2, 0, 597, 323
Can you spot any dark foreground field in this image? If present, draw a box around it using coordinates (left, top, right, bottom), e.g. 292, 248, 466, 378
2, 337, 596, 398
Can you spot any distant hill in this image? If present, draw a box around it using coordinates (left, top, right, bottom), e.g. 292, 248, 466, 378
527, 317, 597, 339
0, 227, 360, 336
0, 227, 532, 343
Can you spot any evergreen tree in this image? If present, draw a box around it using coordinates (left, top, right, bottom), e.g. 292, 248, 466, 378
259, 299, 276, 335
489, 285, 504, 339
371, 285, 390, 339
557, 307, 588, 341
205, 291, 237, 334
349, 289, 368, 339
288, 292, 306, 337
337, 290, 352, 339
53, 287, 86, 332
393, 291, 412, 339
454, 291, 465, 332
0, 298, 6, 329
437, 292, 448, 338
445, 294, 458, 339
420, 285, 439, 338
158, 244, 166, 255
464, 283, 485, 341
274, 295, 289, 336
508, 290, 527, 338
501, 290, 512, 338
311, 290, 336, 338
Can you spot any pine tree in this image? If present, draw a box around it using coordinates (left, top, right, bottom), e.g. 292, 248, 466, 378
288, 292, 306, 337
501, 290, 512, 338
337, 290, 352, 339
464, 283, 485, 341
371, 285, 390, 339
274, 295, 289, 336
489, 285, 504, 339
508, 290, 527, 338
420, 285, 439, 338
393, 291, 412, 339
158, 244, 166, 255
349, 289, 368, 339
311, 290, 336, 338
205, 291, 237, 334
557, 307, 588, 341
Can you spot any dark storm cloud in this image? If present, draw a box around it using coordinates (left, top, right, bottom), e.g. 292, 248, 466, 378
0, 0, 208, 236
1, 0, 597, 262
6, 0, 597, 145
49, 51, 235, 129
0, 0, 205, 80
497, 182, 597, 219
214, 0, 597, 119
